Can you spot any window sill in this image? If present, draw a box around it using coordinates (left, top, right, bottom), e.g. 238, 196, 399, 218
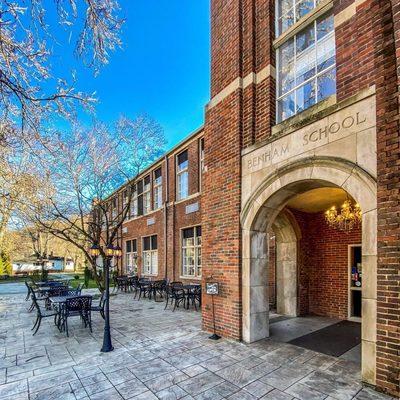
179, 276, 202, 281
173, 192, 200, 206
123, 208, 162, 224
272, 94, 337, 137
274, 0, 333, 48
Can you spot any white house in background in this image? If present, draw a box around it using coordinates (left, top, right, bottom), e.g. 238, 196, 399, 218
12, 256, 75, 275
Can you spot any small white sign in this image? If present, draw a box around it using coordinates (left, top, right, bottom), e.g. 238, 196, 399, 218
186, 202, 199, 214
147, 218, 155, 226
206, 282, 219, 295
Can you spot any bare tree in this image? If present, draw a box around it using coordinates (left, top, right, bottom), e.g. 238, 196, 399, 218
0, 143, 45, 251
0, 0, 124, 143
26, 114, 166, 290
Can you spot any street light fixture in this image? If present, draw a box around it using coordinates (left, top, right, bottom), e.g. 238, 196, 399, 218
89, 242, 121, 353
89, 243, 101, 258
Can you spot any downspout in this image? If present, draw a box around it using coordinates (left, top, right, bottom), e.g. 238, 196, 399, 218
164, 155, 168, 280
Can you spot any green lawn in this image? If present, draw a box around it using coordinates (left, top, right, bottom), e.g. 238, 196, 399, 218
0, 276, 28, 284
69, 276, 100, 289
0, 273, 102, 289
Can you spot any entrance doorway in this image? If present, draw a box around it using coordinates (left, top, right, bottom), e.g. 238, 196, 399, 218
241, 158, 377, 384
266, 187, 362, 363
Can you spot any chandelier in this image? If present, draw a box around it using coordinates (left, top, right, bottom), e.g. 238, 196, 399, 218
325, 199, 362, 231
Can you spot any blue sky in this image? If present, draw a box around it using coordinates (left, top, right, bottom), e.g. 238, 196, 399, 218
50, 1, 210, 148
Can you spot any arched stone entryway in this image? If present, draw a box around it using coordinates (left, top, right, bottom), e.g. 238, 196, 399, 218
241, 157, 377, 385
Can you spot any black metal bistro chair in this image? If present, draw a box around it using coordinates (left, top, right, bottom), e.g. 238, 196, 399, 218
187, 285, 202, 311
130, 276, 140, 298
25, 281, 47, 312
90, 293, 105, 320
164, 282, 183, 310
152, 279, 167, 302
138, 279, 152, 300
60, 296, 92, 337
30, 291, 58, 335
170, 286, 187, 311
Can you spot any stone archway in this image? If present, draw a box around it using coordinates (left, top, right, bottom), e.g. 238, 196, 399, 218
241, 157, 377, 385
272, 210, 301, 317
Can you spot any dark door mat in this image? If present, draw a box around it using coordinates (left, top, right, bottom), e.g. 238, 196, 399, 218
270, 315, 293, 325
288, 320, 361, 357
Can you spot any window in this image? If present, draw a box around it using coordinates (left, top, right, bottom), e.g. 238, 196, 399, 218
122, 190, 129, 215
143, 235, 158, 275
111, 198, 117, 225
130, 184, 138, 218
137, 180, 144, 216
199, 139, 205, 190
277, 13, 336, 122
177, 150, 189, 200
153, 168, 163, 210
182, 226, 202, 278
143, 175, 151, 214
125, 239, 137, 274
277, 0, 320, 37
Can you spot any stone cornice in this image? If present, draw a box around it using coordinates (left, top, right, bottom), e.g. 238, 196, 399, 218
206, 65, 276, 111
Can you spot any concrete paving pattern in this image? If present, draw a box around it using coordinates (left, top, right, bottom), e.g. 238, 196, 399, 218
0, 291, 395, 400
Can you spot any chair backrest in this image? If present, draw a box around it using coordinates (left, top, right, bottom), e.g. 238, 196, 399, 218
99, 293, 105, 308
66, 296, 83, 312
66, 296, 93, 313
79, 296, 92, 311
76, 283, 84, 294
172, 286, 185, 297
30, 290, 42, 315
25, 280, 32, 293
170, 281, 183, 287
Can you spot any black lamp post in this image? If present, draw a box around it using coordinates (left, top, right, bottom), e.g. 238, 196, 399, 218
90, 243, 121, 353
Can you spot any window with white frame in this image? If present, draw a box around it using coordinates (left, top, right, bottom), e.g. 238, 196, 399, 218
125, 239, 137, 274
143, 235, 158, 275
111, 197, 117, 225
276, 13, 336, 123
182, 226, 202, 278
130, 184, 138, 218
153, 168, 163, 210
199, 139, 205, 190
143, 175, 151, 214
122, 189, 129, 216
177, 150, 189, 201
277, 0, 320, 37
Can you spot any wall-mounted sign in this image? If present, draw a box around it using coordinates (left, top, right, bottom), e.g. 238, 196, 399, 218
206, 282, 219, 295
186, 202, 199, 214
147, 218, 155, 226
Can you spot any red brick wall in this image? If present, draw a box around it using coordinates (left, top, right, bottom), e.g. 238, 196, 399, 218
120, 132, 203, 284
292, 210, 362, 319
268, 210, 361, 319
374, 1, 400, 395
202, 91, 243, 340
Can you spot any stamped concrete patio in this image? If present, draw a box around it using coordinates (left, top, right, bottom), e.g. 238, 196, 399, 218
0, 290, 395, 400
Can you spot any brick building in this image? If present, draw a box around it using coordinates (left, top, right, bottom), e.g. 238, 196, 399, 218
107, 0, 399, 396
200, 0, 399, 396
112, 128, 204, 284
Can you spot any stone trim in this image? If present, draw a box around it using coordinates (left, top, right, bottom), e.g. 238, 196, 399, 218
241, 85, 376, 157
207, 65, 276, 110
334, 0, 368, 27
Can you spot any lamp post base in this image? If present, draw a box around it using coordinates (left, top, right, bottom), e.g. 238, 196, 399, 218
101, 345, 114, 353
209, 333, 221, 340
